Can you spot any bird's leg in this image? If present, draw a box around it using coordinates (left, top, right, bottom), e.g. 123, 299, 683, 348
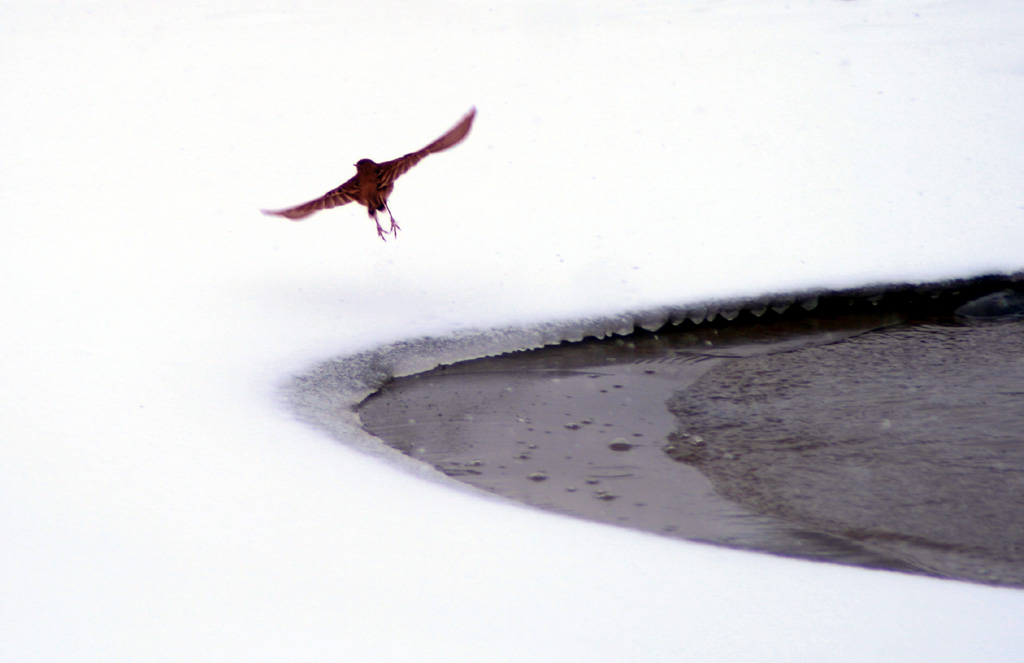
369, 209, 388, 241
383, 202, 401, 236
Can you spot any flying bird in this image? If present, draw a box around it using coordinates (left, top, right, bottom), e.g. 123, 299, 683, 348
262, 107, 476, 240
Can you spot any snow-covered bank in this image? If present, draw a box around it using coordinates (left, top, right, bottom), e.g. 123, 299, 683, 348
289, 273, 1024, 460
3, 1, 1024, 660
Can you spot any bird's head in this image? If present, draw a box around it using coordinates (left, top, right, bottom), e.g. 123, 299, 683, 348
354, 158, 376, 173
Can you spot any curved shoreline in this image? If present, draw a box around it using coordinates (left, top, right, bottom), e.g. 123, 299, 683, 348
288, 273, 1024, 584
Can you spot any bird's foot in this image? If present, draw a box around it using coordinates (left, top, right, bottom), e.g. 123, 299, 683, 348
375, 221, 389, 241
383, 203, 400, 238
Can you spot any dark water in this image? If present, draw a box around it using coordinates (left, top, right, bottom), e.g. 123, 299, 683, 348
358, 293, 1024, 586
665, 320, 1024, 585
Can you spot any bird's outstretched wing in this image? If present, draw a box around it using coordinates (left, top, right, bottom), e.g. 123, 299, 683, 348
261, 174, 361, 220
378, 107, 476, 188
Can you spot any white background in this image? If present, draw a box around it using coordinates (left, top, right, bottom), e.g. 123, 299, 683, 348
3, 1, 1024, 660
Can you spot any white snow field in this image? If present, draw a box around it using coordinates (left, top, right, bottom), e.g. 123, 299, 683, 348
3, 1, 1024, 660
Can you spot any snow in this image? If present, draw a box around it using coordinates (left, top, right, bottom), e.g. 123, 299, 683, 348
3, 1, 1024, 660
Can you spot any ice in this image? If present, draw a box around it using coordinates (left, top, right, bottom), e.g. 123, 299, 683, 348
3, 1, 1024, 661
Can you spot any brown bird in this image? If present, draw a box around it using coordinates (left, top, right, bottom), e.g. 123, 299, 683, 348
262, 107, 476, 240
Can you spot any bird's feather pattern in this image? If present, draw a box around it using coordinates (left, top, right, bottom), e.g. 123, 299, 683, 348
261, 107, 476, 234
378, 108, 476, 187
262, 176, 361, 220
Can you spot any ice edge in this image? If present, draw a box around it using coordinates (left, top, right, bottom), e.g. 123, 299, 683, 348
284, 271, 1023, 467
